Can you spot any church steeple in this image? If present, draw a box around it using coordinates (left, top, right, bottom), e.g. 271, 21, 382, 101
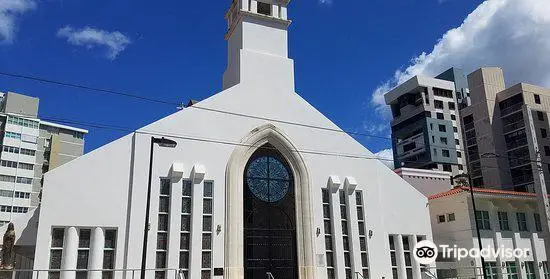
222, 0, 294, 91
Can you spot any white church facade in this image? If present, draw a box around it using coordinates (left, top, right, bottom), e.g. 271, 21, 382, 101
32, 1, 433, 279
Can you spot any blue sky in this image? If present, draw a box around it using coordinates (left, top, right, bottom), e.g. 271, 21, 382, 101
1, 0, 549, 157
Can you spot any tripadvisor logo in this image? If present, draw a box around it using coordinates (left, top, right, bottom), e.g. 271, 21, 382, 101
413, 240, 530, 265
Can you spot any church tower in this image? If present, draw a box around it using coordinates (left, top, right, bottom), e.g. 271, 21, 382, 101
222, 0, 294, 93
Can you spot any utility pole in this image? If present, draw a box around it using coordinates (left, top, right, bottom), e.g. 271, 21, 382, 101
524, 107, 550, 268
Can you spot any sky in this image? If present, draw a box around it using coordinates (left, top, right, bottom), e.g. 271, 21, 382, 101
1, 0, 549, 167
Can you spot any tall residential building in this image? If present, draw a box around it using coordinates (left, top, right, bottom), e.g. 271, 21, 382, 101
0, 91, 87, 225
384, 68, 468, 177
460, 67, 550, 192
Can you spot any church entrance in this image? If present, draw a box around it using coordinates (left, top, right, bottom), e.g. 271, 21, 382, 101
243, 144, 298, 279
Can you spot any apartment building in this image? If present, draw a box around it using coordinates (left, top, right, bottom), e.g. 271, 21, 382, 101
0, 91, 87, 225
384, 69, 468, 176
430, 186, 548, 279
460, 67, 550, 192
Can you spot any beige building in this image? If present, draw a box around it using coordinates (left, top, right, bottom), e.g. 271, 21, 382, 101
0, 91, 87, 225
461, 67, 550, 192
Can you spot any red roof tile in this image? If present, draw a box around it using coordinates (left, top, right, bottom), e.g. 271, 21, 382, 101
428, 186, 539, 200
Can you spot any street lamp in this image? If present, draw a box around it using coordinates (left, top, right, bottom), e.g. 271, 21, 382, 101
141, 137, 178, 279
452, 173, 488, 279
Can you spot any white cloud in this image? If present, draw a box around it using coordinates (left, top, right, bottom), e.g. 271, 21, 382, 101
0, 0, 36, 43
57, 26, 132, 60
375, 149, 394, 169
371, 0, 550, 118
319, 0, 332, 5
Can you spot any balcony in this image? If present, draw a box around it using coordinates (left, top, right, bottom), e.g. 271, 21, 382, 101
500, 103, 524, 117
503, 121, 526, 134
512, 174, 534, 186
464, 122, 475, 131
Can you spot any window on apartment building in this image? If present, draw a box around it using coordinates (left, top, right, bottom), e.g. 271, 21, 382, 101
440, 137, 448, 145
498, 212, 510, 231
426, 111, 432, 118
545, 146, 550, 156
425, 96, 430, 105
543, 129, 548, 139
505, 262, 518, 279
517, 212, 528, 231
451, 114, 456, 120
457, 151, 462, 158
433, 149, 437, 156
453, 126, 458, 133
432, 136, 435, 143
538, 111, 545, 121
526, 261, 537, 279
535, 213, 543, 232
448, 102, 456, 110
438, 215, 446, 223
442, 150, 450, 158
484, 262, 499, 279
447, 213, 455, 222
435, 100, 444, 109
476, 211, 491, 230
455, 139, 460, 145
433, 88, 453, 98
436, 113, 444, 120
439, 125, 446, 132
535, 94, 541, 104
443, 164, 452, 172
458, 165, 463, 171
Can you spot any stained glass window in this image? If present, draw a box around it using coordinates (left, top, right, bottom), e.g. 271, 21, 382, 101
246, 156, 291, 203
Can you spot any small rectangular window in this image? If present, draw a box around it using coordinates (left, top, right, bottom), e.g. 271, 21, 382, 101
438, 215, 446, 223
439, 125, 447, 132
443, 164, 452, 172
257, 2, 272, 16
535, 94, 541, 104
448, 102, 456, 110
447, 213, 455, 222
542, 129, 548, 139
535, 213, 543, 232
517, 212, 528, 231
440, 137, 448, 145
538, 111, 545, 121
437, 113, 444, 120
457, 151, 462, 158
453, 127, 458, 133
545, 146, 550, 156
451, 114, 456, 120
442, 149, 450, 158
435, 100, 444, 109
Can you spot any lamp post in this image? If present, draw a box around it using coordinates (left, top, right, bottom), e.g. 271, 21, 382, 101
452, 173, 487, 279
141, 136, 178, 279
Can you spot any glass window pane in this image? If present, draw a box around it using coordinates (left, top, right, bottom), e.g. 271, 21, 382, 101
79, 229, 91, 248
103, 250, 115, 269
51, 228, 65, 248
159, 197, 169, 213
179, 251, 189, 269
202, 252, 212, 268
158, 214, 169, 231
160, 179, 170, 195
182, 181, 192, 196
157, 232, 168, 250
180, 233, 190, 250
156, 252, 167, 268
201, 270, 211, 279
77, 250, 89, 269
323, 205, 330, 219
325, 236, 333, 251
105, 230, 117, 249
202, 234, 212, 250
181, 215, 191, 232
182, 198, 192, 213
204, 182, 213, 198
203, 216, 212, 232
49, 250, 62, 269
203, 199, 212, 215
